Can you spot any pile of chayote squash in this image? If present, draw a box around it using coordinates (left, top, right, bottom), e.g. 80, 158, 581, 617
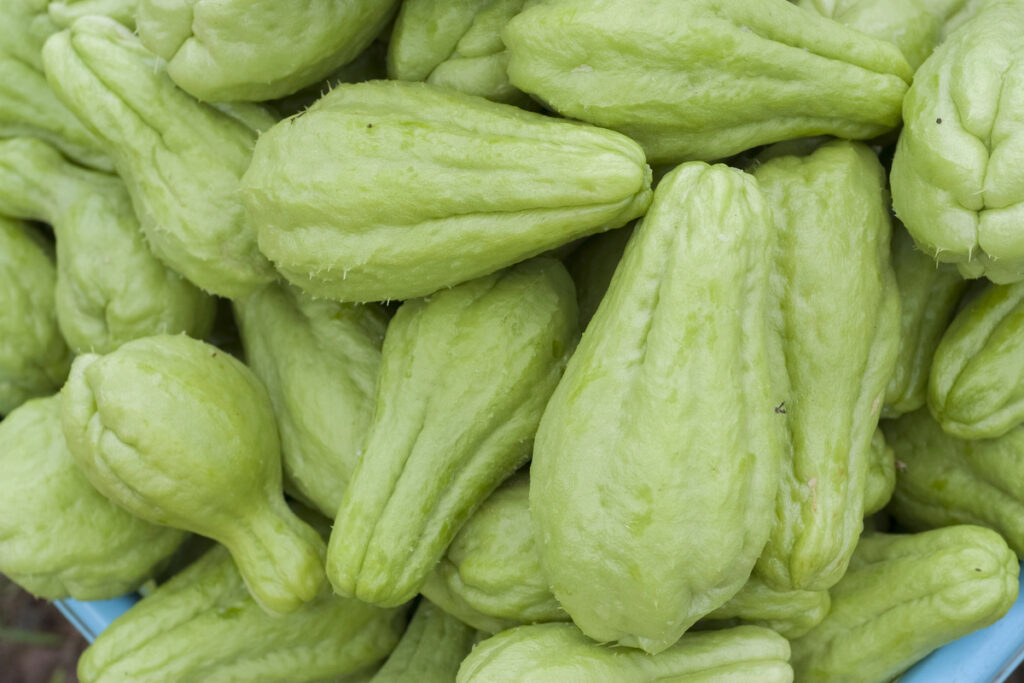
2, 0, 1024, 680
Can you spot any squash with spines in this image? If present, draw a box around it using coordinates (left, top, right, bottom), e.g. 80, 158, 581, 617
928, 280, 1024, 438
42, 16, 278, 298
883, 224, 967, 418
0, 137, 215, 354
326, 257, 578, 607
77, 545, 407, 683
531, 161, 787, 653
0, 396, 185, 600
891, 0, 1024, 283
503, 0, 912, 163
885, 408, 1024, 558
791, 526, 1018, 682
0, 217, 71, 414
753, 140, 900, 592
236, 283, 387, 518
371, 599, 478, 683
136, 0, 399, 101
0, 0, 109, 170
456, 624, 793, 683
61, 334, 327, 615
241, 80, 652, 303
388, 0, 530, 106
420, 472, 567, 634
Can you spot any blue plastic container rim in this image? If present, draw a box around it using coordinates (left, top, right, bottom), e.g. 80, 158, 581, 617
56, 563, 1024, 680
55, 593, 139, 644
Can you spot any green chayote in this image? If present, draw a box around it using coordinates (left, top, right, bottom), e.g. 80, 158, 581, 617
797, 0, 958, 70
503, 0, 912, 164
928, 280, 1024, 438
699, 578, 831, 640
61, 334, 326, 615
389, 0, 530, 106
0, 1, 109, 170
532, 162, 786, 653
48, 0, 137, 27
754, 140, 900, 592
78, 545, 406, 683
136, 0, 398, 102
0, 396, 185, 600
884, 408, 1024, 557
242, 80, 652, 303
791, 526, 1018, 682
420, 472, 567, 634
42, 16, 277, 298
425, 470, 830, 639
863, 428, 896, 516
883, 224, 967, 418
457, 624, 793, 683
326, 258, 578, 607
565, 226, 633, 331
0, 138, 215, 354
371, 599, 478, 683
890, 0, 1024, 283
236, 283, 387, 518
0, 217, 71, 414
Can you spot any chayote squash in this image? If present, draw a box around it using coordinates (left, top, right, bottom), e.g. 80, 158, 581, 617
241, 80, 652, 303
565, 226, 633, 332
532, 162, 786, 653
890, 0, 1024, 283
48, 0, 137, 28
0, 396, 185, 600
371, 599, 478, 683
863, 428, 897, 516
326, 257, 578, 607
796, 0, 959, 70
883, 407, 1024, 557
883, 224, 967, 418
41, 16, 278, 299
60, 334, 326, 615
502, 0, 912, 164
0, 137, 215, 354
698, 577, 831, 640
78, 544, 407, 683
0, 217, 71, 415
754, 140, 901, 592
791, 525, 1019, 682
388, 0, 530, 106
136, 0, 399, 102
928, 280, 1024, 438
420, 472, 568, 634
456, 623, 793, 683
236, 284, 387, 518
426, 470, 830, 639
0, 0, 109, 170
